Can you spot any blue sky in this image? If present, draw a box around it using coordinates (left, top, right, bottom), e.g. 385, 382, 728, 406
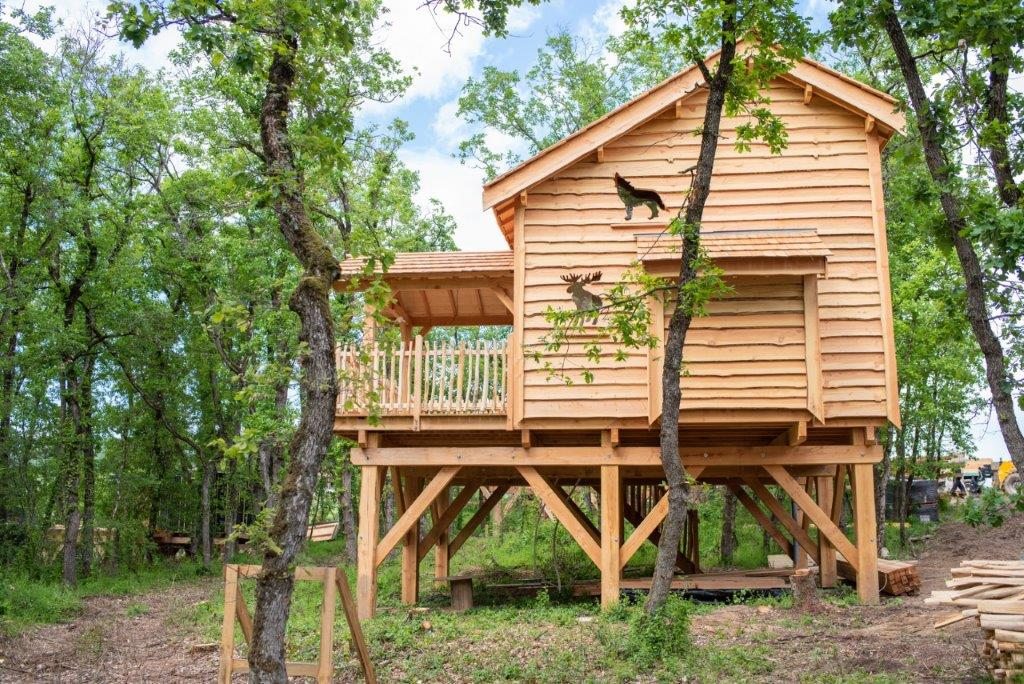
24, 0, 1012, 462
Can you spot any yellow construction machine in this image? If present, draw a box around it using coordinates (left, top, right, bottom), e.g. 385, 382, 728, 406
997, 461, 1019, 494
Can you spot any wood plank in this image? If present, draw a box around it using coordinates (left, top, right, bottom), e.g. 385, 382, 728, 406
400, 475, 421, 605
235, 593, 254, 644
336, 572, 378, 684
519, 466, 601, 566
817, 475, 838, 588
804, 274, 824, 421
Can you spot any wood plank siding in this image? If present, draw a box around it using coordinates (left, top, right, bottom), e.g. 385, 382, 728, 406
520, 79, 891, 424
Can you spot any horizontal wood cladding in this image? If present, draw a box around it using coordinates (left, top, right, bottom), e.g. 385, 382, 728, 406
520, 79, 888, 423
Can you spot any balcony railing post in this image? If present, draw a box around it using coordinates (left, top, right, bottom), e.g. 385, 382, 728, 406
412, 334, 423, 430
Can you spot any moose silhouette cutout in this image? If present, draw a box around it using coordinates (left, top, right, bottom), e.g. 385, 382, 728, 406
561, 272, 603, 323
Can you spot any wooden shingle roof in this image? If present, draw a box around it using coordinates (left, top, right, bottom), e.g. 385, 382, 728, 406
337, 251, 512, 279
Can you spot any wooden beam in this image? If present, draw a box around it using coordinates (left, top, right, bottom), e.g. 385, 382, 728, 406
521, 429, 531, 449
852, 463, 879, 603
803, 83, 813, 105
771, 421, 807, 446
518, 466, 601, 566
418, 482, 481, 562
764, 465, 859, 572
352, 445, 883, 467
335, 573, 378, 684
220, 565, 239, 684
400, 475, 422, 604
600, 465, 622, 607
727, 482, 793, 556
318, 567, 338, 683
449, 485, 510, 557
622, 499, 694, 573
610, 428, 620, 447
804, 274, 824, 422
375, 466, 460, 567
817, 475, 838, 588
430, 486, 450, 583
490, 287, 514, 313
675, 99, 684, 118
741, 475, 819, 564
519, 191, 528, 207
865, 115, 876, 133
357, 466, 384, 621
596, 146, 605, 163
619, 493, 667, 568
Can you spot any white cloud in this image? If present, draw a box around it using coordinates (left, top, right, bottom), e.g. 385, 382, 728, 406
399, 149, 508, 252
431, 98, 470, 149
19, 0, 182, 72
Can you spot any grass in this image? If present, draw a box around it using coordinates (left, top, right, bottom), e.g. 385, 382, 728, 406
0, 557, 214, 636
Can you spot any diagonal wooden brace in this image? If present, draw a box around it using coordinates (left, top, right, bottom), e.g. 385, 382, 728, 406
519, 466, 600, 566
449, 484, 509, 557
375, 466, 460, 567
726, 480, 793, 557
741, 475, 820, 564
418, 481, 481, 562
764, 465, 859, 573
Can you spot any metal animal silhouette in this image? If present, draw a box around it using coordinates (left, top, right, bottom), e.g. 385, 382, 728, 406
561, 272, 603, 322
614, 173, 666, 220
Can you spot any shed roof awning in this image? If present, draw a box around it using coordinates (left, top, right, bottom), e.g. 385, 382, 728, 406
637, 228, 831, 276
335, 251, 513, 327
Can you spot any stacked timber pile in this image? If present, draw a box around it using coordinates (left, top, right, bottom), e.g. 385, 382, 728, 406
929, 560, 1024, 681
836, 556, 921, 596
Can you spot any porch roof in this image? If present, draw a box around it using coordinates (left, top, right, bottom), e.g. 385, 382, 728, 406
637, 228, 831, 276
336, 251, 514, 327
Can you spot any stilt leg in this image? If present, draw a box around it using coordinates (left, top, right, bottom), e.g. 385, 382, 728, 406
401, 475, 422, 605
357, 466, 383, 620
852, 463, 879, 604
432, 486, 450, 586
817, 475, 838, 588
600, 465, 622, 608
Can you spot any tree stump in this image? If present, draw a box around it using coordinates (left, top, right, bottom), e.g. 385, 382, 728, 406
448, 576, 474, 612
791, 568, 823, 613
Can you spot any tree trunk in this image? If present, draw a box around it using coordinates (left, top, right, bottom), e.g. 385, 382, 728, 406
983, 48, 1021, 208
201, 457, 214, 567
648, 19, 736, 613
340, 454, 357, 564
61, 363, 83, 587
223, 459, 238, 560
246, 32, 341, 684
881, 6, 1024, 478
720, 487, 738, 565
79, 355, 96, 577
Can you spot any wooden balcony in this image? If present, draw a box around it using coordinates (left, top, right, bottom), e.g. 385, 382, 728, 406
337, 337, 508, 420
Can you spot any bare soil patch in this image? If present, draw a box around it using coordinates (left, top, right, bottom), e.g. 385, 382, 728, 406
0, 580, 220, 683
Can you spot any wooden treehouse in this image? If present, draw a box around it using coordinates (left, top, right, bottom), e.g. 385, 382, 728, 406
334, 51, 905, 619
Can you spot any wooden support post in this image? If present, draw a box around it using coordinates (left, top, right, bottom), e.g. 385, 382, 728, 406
401, 475, 422, 605
852, 463, 879, 604
817, 475, 838, 588
600, 465, 622, 608
430, 486, 450, 584
219, 565, 238, 684
357, 466, 384, 620
318, 567, 338, 684
376, 467, 460, 567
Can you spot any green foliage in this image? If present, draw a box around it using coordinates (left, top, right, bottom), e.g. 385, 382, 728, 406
600, 596, 692, 671
959, 487, 1024, 527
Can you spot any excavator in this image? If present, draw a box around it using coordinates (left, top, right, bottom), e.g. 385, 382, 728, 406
997, 461, 1019, 494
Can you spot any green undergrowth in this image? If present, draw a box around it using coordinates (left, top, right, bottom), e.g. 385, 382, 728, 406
0, 558, 214, 636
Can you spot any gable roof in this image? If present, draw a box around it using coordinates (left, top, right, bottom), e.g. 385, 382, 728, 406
482, 48, 905, 244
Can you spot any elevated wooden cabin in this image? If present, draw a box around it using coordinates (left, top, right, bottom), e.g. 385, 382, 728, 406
335, 51, 905, 619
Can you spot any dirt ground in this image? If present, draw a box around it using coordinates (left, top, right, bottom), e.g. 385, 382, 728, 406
2, 515, 1021, 683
